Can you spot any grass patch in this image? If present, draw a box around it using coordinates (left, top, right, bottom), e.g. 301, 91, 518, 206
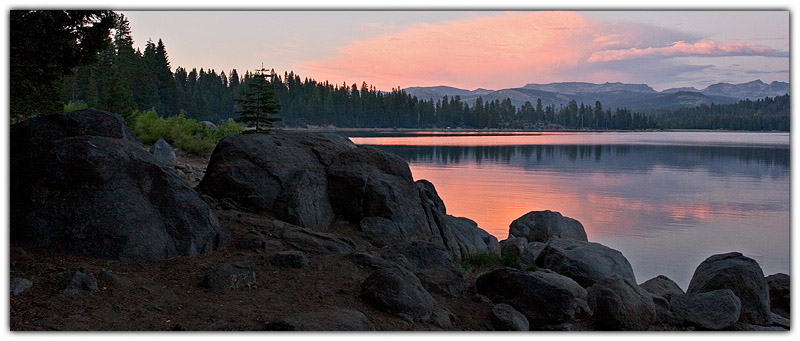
460, 252, 522, 272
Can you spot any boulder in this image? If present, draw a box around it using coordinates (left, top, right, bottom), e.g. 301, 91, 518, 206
10, 109, 228, 262
770, 312, 790, 329
416, 180, 500, 261
11, 277, 33, 296
238, 230, 283, 253
416, 267, 469, 297
766, 273, 790, 318
352, 252, 393, 269
433, 308, 453, 329
360, 266, 436, 322
640, 275, 685, 301
199, 262, 256, 290
197, 132, 355, 230
490, 303, 530, 331
269, 251, 310, 269
442, 215, 501, 261
587, 275, 656, 331
476, 268, 591, 325
264, 308, 375, 331
150, 138, 177, 167
400, 241, 455, 272
687, 252, 771, 326
279, 226, 356, 254
670, 289, 741, 330
199, 121, 217, 130
500, 237, 528, 259
535, 237, 636, 287
509, 210, 587, 243
328, 146, 430, 243
62, 270, 99, 294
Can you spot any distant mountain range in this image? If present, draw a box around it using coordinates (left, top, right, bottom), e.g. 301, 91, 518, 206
403, 80, 789, 111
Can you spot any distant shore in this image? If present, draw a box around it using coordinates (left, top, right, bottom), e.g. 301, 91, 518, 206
279, 126, 789, 136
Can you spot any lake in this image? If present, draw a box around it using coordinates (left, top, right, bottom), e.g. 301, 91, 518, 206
350, 131, 790, 289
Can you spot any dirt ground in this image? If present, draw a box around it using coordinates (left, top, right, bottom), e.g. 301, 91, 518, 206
9, 154, 495, 331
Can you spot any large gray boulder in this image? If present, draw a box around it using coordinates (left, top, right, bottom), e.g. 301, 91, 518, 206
535, 237, 636, 287
150, 138, 177, 167
490, 303, 530, 331
640, 275, 685, 301
11, 109, 228, 262
671, 289, 741, 330
197, 132, 355, 230
476, 268, 591, 326
587, 275, 656, 331
687, 252, 772, 326
398, 241, 468, 297
766, 273, 790, 319
360, 266, 436, 322
509, 210, 587, 243
328, 146, 431, 244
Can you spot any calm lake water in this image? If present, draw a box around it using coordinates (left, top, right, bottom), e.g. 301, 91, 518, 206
351, 132, 790, 289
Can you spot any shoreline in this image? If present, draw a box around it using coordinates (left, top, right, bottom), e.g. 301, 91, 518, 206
279, 126, 789, 135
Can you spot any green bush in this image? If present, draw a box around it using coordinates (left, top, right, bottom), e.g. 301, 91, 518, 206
460, 252, 523, 273
63, 101, 89, 112
130, 109, 243, 154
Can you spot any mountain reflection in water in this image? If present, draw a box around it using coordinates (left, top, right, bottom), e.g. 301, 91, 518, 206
353, 133, 789, 289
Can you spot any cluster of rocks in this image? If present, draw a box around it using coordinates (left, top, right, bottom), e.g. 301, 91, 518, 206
9, 110, 791, 331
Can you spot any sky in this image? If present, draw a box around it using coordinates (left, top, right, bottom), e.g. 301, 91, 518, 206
121, 11, 789, 91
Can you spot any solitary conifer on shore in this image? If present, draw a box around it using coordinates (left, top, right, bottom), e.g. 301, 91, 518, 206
235, 67, 281, 133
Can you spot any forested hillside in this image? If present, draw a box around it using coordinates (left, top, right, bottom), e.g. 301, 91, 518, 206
60, 14, 789, 131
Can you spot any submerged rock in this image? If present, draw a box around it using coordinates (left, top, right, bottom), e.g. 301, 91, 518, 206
509, 210, 588, 243
11, 109, 227, 262
687, 252, 772, 326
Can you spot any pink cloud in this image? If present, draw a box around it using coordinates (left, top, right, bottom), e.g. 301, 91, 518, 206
588, 39, 788, 62
299, 11, 612, 90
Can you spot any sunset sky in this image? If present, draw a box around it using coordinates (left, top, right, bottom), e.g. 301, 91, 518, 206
122, 10, 789, 91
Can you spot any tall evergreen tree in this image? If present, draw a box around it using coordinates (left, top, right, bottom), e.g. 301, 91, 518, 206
235, 69, 282, 133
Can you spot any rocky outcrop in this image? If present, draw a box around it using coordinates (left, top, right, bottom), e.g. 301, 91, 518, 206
766, 273, 790, 319
490, 303, 530, 331
197, 132, 355, 230
360, 266, 437, 322
499, 237, 545, 269
279, 226, 356, 254
640, 275, 685, 301
476, 268, 591, 326
11, 109, 228, 262
509, 210, 588, 243
150, 138, 177, 167
398, 241, 468, 297
670, 289, 741, 330
535, 237, 636, 287
687, 252, 772, 326
587, 275, 656, 331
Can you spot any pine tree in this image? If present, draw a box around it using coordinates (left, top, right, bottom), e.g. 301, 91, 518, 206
235, 68, 282, 133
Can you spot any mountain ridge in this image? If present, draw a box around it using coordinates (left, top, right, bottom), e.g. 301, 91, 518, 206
403, 80, 789, 111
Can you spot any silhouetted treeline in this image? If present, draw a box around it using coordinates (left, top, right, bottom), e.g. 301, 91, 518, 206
61, 15, 789, 131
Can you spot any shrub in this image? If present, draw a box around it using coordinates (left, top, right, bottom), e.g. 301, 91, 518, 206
460, 252, 522, 273
63, 101, 89, 112
129, 109, 243, 154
